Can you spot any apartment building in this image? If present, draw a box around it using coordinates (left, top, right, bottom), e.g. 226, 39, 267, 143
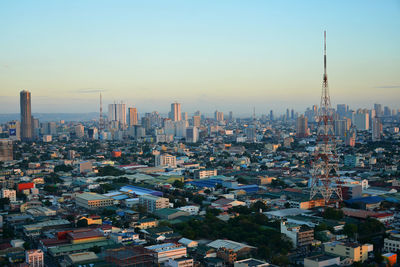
26, 249, 44, 267
194, 169, 217, 179
281, 221, 314, 248
1, 188, 16, 202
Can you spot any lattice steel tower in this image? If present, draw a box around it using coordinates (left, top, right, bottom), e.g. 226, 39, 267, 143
309, 31, 342, 204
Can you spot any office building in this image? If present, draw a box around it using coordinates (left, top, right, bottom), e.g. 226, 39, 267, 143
354, 112, 369, 130
108, 102, 127, 127
139, 194, 169, 213
75, 192, 113, 210
296, 115, 308, 138
337, 104, 348, 118
0, 139, 13, 161
182, 112, 188, 121
186, 126, 199, 143
128, 107, 138, 126
20, 90, 33, 141
372, 117, 382, 141
7, 121, 20, 140
170, 102, 181, 121
155, 154, 177, 167
25, 249, 44, 267
374, 103, 382, 117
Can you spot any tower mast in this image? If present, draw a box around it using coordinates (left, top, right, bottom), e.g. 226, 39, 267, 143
310, 31, 342, 204
99, 93, 103, 135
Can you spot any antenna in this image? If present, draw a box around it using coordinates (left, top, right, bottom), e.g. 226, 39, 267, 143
310, 31, 342, 205
99, 93, 103, 135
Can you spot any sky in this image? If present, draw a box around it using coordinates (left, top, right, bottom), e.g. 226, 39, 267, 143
0, 0, 399, 116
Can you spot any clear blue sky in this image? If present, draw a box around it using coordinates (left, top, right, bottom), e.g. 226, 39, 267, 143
0, 0, 399, 115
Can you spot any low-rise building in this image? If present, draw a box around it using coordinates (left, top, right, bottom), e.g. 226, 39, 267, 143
75, 192, 113, 210
281, 221, 314, 248
194, 169, 217, 179
384, 234, 400, 253
304, 254, 340, 267
167, 257, 194, 267
324, 241, 372, 263
25, 249, 44, 267
145, 243, 187, 263
1, 188, 16, 202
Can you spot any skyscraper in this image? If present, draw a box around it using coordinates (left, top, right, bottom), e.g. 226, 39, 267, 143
20, 90, 33, 141
170, 102, 181, 121
372, 117, 382, 141
214, 111, 224, 122
296, 115, 308, 138
128, 107, 138, 126
108, 102, 127, 127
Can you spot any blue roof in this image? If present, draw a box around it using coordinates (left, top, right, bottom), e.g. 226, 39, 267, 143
120, 185, 163, 197
345, 196, 384, 204
187, 178, 224, 188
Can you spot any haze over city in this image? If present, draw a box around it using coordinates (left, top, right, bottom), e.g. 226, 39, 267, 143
0, 0, 400, 114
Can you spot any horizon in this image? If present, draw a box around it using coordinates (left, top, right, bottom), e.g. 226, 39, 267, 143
1, 1, 399, 114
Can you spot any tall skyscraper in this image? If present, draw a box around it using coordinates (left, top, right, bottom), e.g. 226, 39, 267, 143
108, 102, 127, 127
337, 104, 348, 118
214, 111, 224, 122
170, 102, 181, 121
182, 112, 188, 121
374, 103, 382, 117
128, 107, 138, 126
372, 117, 382, 141
296, 115, 308, 138
20, 90, 33, 141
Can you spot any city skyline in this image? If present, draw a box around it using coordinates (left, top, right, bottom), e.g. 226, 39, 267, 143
0, 1, 399, 114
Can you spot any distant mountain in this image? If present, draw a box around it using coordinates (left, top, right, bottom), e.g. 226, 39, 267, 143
0, 113, 100, 123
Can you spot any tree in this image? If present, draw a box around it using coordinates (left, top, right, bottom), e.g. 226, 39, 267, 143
173, 180, 184, 189
77, 218, 89, 228
323, 207, 344, 220
0, 197, 10, 209
343, 223, 358, 239
54, 164, 73, 172
89, 245, 101, 254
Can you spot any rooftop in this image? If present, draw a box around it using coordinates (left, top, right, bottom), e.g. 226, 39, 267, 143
76, 192, 110, 201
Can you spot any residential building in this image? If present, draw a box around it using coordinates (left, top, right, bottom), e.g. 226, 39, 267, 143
145, 243, 187, 263
194, 169, 217, 179
75, 192, 113, 210
0, 139, 13, 161
25, 249, 44, 267
281, 221, 314, 248
234, 258, 270, 267
170, 103, 182, 121
384, 234, 400, 253
139, 194, 169, 213
296, 115, 308, 138
1, 188, 16, 202
155, 154, 177, 167
304, 254, 340, 267
128, 107, 138, 126
167, 257, 194, 267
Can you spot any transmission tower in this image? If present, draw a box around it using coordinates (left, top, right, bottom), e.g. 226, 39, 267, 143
309, 31, 342, 204
99, 93, 104, 135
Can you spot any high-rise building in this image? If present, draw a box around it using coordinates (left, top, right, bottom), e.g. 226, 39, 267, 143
0, 139, 13, 161
374, 103, 382, 117
296, 115, 308, 138
20, 90, 33, 141
214, 111, 224, 122
334, 120, 348, 138
337, 104, 348, 118
384, 106, 391, 117
286, 109, 290, 120
354, 112, 369, 130
170, 102, 181, 121
181, 112, 188, 121
7, 121, 20, 141
269, 110, 274, 121
108, 102, 127, 127
372, 118, 382, 141
193, 115, 201, 128
128, 107, 138, 126
75, 124, 85, 139
291, 109, 295, 120
186, 127, 199, 143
